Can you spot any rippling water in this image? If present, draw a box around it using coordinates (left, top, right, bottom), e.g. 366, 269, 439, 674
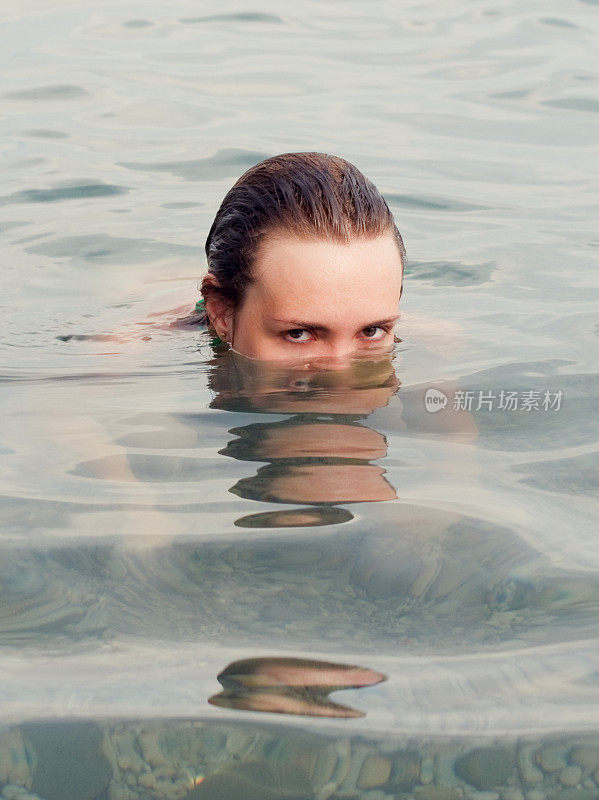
1, 0, 598, 797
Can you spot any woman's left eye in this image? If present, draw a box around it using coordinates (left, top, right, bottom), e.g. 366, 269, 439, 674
361, 326, 386, 340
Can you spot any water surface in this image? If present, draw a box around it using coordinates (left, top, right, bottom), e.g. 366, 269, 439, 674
1, 0, 598, 798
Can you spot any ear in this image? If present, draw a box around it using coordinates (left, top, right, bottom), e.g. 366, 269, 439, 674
201, 273, 235, 342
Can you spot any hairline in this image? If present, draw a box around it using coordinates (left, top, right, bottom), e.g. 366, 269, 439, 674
250, 225, 406, 273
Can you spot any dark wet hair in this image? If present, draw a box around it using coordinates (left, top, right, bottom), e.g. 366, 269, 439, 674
199, 152, 406, 322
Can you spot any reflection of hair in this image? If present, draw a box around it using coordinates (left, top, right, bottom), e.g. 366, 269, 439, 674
200, 152, 406, 320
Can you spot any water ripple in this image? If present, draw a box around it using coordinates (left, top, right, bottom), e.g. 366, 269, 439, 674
0, 182, 129, 206
122, 19, 153, 28
180, 13, 284, 25
23, 129, 69, 139
25, 234, 202, 265
542, 97, 599, 113
118, 148, 269, 181
4, 84, 87, 101
385, 192, 491, 213
405, 260, 495, 286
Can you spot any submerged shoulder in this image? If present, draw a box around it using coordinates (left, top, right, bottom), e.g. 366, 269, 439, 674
145, 297, 206, 331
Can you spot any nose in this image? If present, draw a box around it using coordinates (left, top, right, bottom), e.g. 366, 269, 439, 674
325, 335, 368, 366
318, 355, 354, 372
306, 347, 356, 372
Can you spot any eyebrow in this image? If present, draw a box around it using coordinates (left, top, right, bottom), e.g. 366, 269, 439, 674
272, 316, 399, 332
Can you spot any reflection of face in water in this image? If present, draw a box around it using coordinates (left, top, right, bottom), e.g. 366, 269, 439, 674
207, 351, 399, 525
209, 656, 386, 718
208, 350, 399, 414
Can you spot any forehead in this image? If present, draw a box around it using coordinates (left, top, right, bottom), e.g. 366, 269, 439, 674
250, 233, 402, 319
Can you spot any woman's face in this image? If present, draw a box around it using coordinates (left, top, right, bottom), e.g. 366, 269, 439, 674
217, 231, 403, 362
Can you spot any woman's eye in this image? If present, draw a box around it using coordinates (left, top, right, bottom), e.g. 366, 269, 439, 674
284, 329, 313, 343
361, 326, 386, 340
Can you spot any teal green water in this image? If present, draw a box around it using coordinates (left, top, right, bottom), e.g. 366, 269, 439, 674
1, 1, 598, 798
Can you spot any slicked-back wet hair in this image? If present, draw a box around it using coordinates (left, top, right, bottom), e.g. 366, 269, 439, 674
200, 151, 406, 319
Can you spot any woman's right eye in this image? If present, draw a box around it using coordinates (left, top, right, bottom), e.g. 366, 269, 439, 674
284, 329, 313, 343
